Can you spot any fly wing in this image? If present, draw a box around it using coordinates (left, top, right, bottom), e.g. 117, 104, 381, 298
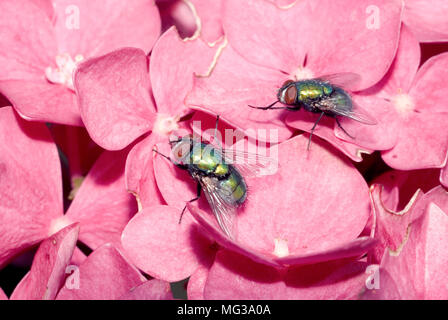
318, 89, 378, 125
199, 176, 237, 239
220, 148, 277, 178
317, 72, 362, 91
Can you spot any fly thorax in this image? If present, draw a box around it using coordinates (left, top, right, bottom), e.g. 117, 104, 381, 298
392, 92, 415, 118
45, 53, 84, 91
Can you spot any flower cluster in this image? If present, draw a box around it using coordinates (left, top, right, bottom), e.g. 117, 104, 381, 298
0, 0, 447, 300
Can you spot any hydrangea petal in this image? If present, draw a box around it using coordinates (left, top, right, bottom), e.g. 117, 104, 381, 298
150, 27, 217, 116
204, 250, 369, 299
223, 0, 311, 73
403, 0, 448, 42
0, 80, 81, 126
187, 265, 210, 300
121, 205, 212, 282
56, 244, 145, 300
10, 223, 79, 300
191, 0, 223, 44
75, 48, 156, 150
382, 112, 448, 170
118, 279, 173, 300
186, 44, 293, 143
0, 0, 56, 80
379, 201, 448, 299
125, 134, 165, 209
0, 107, 62, 267
363, 25, 421, 99
66, 149, 137, 250
53, 0, 161, 57
153, 143, 198, 209
0, 287, 7, 300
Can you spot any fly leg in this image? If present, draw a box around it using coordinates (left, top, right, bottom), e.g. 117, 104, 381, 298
179, 183, 201, 224
307, 112, 325, 150
335, 117, 355, 139
212, 115, 222, 149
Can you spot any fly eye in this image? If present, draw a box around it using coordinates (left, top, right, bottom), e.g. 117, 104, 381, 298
281, 80, 294, 87
284, 85, 297, 104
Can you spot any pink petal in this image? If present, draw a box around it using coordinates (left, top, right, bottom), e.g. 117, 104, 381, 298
10, 223, 79, 300
121, 205, 213, 282
190, 135, 371, 266
125, 134, 165, 209
403, 0, 448, 42
65, 149, 137, 250
0, 80, 81, 126
75, 48, 156, 150
56, 244, 146, 300
150, 27, 217, 116
186, 43, 293, 143
382, 112, 448, 170
0, 107, 62, 267
0, 287, 7, 300
53, 0, 161, 57
187, 265, 210, 300
369, 184, 424, 264
382, 53, 448, 170
441, 164, 448, 188
223, 0, 310, 74
360, 267, 401, 300
204, 250, 369, 299
191, 0, 224, 44
118, 279, 173, 300
0, 0, 56, 80
363, 25, 421, 99
380, 201, 448, 299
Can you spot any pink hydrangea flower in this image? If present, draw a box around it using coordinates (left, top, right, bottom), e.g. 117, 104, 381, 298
122, 132, 376, 285
363, 186, 448, 299
9, 223, 171, 300
186, 0, 403, 161
0, 0, 161, 125
362, 26, 448, 171
0, 107, 136, 268
74, 27, 218, 151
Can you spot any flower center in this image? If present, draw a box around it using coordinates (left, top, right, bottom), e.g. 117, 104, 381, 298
392, 92, 415, 117
48, 215, 73, 237
45, 53, 84, 91
153, 114, 180, 136
291, 66, 314, 81
273, 238, 289, 258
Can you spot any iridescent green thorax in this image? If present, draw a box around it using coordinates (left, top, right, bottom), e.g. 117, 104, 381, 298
296, 80, 333, 102
190, 143, 229, 176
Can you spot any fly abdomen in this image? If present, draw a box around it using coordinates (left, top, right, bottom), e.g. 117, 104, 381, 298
218, 166, 247, 205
